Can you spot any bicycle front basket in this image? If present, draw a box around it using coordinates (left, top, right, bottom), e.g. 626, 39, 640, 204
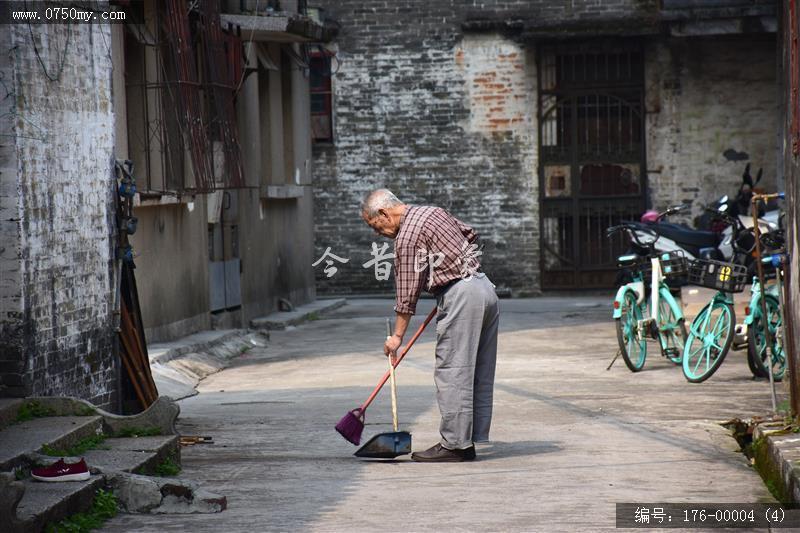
658, 250, 688, 279
687, 259, 748, 293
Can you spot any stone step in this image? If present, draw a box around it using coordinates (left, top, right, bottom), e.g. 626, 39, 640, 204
15, 474, 106, 529
82, 435, 180, 475
0, 416, 103, 472
249, 297, 346, 330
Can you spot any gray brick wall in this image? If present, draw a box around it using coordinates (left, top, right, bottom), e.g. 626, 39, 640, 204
645, 37, 778, 222
0, 23, 119, 409
312, 1, 602, 296
312, 1, 777, 295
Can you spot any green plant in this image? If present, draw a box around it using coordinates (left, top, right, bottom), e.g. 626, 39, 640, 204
153, 454, 181, 477
16, 401, 56, 423
74, 405, 97, 417
42, 434, 108, 457
45, 489, 117, 533
14, 467, 29, 481
114, 426, 161, 438
750, 436, 793, 503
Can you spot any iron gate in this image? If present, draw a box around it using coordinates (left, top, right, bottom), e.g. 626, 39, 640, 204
538, 40, 647, 288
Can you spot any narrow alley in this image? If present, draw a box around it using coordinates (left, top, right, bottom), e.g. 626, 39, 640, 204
102, 297, 779, 531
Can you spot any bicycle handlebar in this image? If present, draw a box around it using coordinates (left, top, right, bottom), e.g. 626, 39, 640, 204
659, 203, 689, 220
606, 222, 658, 251
752, 191, 785, 202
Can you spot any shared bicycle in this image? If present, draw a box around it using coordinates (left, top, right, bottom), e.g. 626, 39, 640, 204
607, 216, 688, 372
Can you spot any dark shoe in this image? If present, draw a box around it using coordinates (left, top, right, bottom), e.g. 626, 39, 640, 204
411, 443, 476, 462
31, 458, 90, 482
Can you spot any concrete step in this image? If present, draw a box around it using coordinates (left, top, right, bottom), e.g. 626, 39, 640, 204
82, 435, 180, 475
250, 298, 346, 330
0, 416, 103, 472
15, 474, 105, 527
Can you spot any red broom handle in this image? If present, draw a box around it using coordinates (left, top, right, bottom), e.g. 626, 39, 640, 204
358, 306, 437, 411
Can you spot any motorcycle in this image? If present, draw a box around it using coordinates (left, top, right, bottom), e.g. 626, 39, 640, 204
695, 163, 780, 248
628, 205, 723, 262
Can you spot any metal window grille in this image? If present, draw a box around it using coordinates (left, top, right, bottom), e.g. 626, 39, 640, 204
122, 0, 245, 195
538, 40, 647, 288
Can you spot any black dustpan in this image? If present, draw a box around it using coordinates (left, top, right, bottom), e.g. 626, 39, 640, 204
355, 320, 412, 459
354, 430, 412, 458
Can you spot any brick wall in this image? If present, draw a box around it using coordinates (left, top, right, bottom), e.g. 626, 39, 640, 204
645, 36, 778, 222
312, 1, 777, 295
311, 1, 590, 296
0, 23, 119, 409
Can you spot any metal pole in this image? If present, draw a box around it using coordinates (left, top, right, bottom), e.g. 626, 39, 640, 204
752, 196, 778, 413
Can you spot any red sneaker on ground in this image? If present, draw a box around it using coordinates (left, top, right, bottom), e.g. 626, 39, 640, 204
31, 458, 90, 482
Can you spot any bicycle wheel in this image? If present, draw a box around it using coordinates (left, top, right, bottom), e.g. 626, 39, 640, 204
747, 295, 785, 381
658, 295, 687, 364
682, 300, 735, 383
616, 290, 647, 372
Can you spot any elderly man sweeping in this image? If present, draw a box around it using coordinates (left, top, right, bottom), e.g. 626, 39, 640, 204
360, 189, 500, 462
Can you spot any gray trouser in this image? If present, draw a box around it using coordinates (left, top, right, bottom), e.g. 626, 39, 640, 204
434, 273, 499, 450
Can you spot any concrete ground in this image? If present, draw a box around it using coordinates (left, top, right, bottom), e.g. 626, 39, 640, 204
102, 295, 785, 532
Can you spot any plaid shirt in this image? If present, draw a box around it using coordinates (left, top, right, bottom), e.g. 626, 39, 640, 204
393, 206, 479, 315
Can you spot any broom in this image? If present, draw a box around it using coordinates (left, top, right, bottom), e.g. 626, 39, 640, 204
335, 307, 437, 445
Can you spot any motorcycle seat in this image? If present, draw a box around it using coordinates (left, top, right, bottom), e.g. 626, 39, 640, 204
642, 222, 720, 248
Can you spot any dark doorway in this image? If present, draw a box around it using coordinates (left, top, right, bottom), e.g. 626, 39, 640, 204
538, 40, 647, 288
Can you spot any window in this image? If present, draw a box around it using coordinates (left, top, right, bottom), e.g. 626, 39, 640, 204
123, 15, 186, 194
310, 53, 333, 143
120, 0, 244, 196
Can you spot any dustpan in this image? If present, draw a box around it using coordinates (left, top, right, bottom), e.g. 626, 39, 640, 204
355, 320, 412, 459
354, 430, 411, 458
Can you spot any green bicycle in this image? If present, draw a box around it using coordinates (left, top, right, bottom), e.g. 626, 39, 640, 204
607, 221, 689, 372
682, 259, 748, 382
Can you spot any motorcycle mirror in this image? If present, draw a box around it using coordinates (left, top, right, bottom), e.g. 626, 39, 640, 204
743, 163, 753, 187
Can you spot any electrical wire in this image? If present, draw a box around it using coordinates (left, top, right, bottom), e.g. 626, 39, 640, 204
26, 5, 72, 82
234, 0, 261, 95
91, 0, 114, 62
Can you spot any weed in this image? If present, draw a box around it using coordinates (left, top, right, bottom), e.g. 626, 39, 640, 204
777, 399, 791, 416
153, 454, 181, 477
114, 426, 161, 438
16, 401, 56, 423
42, 434, 108, 457
14, 467, 29, 481
74, 405, 97, 417
306, 311, 320, 321
750, 436, 793, 503
45, 489, 117, 533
